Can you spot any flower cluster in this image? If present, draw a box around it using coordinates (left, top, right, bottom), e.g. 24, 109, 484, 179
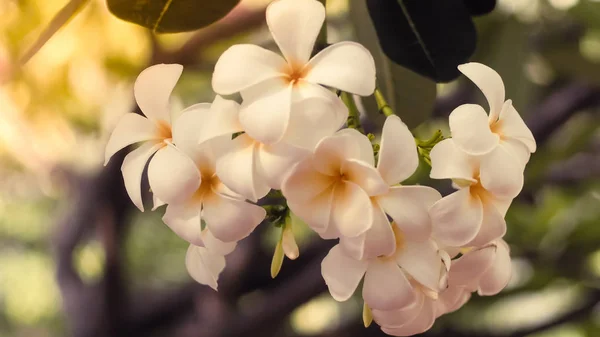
104, 0, 536, 335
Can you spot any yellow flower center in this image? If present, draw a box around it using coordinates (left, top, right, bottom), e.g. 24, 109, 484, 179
156, 120, 172, 145
282, 62, 310, 86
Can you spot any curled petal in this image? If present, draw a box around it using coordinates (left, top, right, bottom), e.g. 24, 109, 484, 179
305, 42, 377, 95
381, 298, 436, 336
342, 159, 389, 196
377, 115, 418, 185
468, 201, 506, 247
498, 100, 536, 152
449, 104, 499, 155
378, 186, 441, 242
197, 97, 243, 145
436, 286, 471, 317
321, 245, 368, 302
448, 245, 496, 290
330, 181, 373, 238
185, 244, 225, 290
104, 113, 157, 165
430, 189, 483, 247
173, 102, 211, 154
429, 139, 477, 181
501, 139, 531, 168
147, 146, 201, 205
480, 144, 524, 199
478, 240, 512, 296
121, 142, 162, 211
458, 62, 505, 120
202, 192, 266, 243
396, 239, 443, 292
134, 64, 182, 123
266, 0, 324, 65
372, 294, 424, 329
163, 203, 203, 246
363, 260, 416, 311
212, 44, 286, 95
240, 83, 292, 144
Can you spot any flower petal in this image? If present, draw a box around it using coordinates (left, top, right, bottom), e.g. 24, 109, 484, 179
321, 244, 368, 302
256, 141, 309, 190
498, 100, 536, 152
480, 144, 524, 199
501, 138, 531, 168
197, 96, 243, 145
429, 139, 477, 181
185, 244, 225, 290
121, 142, 162, 211
104, 113, 157, 165
436, 286, 471, 317
342, 159, 389, 196
430, 188, 483, 247
372, 293, 424, 329
478, 240, 512, 296
305, 41, 376, 95
377, 115, 418, 185
341, 200, 395, 260
468, 201, 506, 247
312, 131, 360, 176
266, 0, 324, 65
173, 102, 211, 154
282, 159, 335, 202
240, 83, 292, 144
212, 45, 286, 94
152, 194, 165, 211
163, 203, 204, 246
448, 245, 495, 290
330, 181, 373, 237
337, 128, 375, 166
449, 104, 500, 155
381, 298, 436, 336
147, 146, 201, 205
458, 62, 505, 120
397, 239, 443, 292
202, 192, 266, 242
378, 186, 441, 242
363, 260, 416, 310
134, 64, 182, 123
201, 230, 237, 256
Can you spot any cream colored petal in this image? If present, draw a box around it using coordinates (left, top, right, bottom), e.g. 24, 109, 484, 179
104, 113, 157, 165
330, 181, 373, 238
185, 244, 225, 290
147, 145, 201, 205
429, 139, 477, 181
202, 192, 266, 243
163, 203, 204, 246
239, 83, 292, 144
377, 115, 419, 185
430, 189, 483, 247
458, 62, 505, 120
342, 159, 389, 196
480, 144, 524, 199
396, 239, 444, 292
497, 100, 536, 152
478, 240, 512, 296
134, 64, 182, 123
256, 141, 309, 190
467, 200, 506, 247
121, 142, 162, 211
321, 244, 368, 302
449, 104, 499, 156
363, 260, 416, 311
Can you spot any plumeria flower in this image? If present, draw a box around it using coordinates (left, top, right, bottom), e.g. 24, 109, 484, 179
339, 115, 442, 260
150, 98, 266, 244
321, 222, 448, 312
212, 0, 376, 145
105, 64, 190, 211
185, 238, 236, 290
429, 139, 522, 247
447, 240, 512, 296
450, 62, 536, 166
195, 96, 341, 201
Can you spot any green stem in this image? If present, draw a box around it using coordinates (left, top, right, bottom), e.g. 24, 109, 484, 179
341, 92, 364, 133
374, 88, 394, 117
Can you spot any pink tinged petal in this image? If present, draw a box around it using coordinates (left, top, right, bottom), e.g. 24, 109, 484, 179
345, 200, 395, 260
339, 234, 366, 261
363, 260, 417, 311
468, 201, 506, 247
372, 293, 424, 329
201, 230, 237, 256
330, 181, 374, 237
212, 44, 286, 95
396, 239, 444, 292
121, 142, 162, 211
381, 298, 436, 336
172, 102, 211, 154
490, 196, 512, 217
377, 115, 419, 185
239, 84, 292, 144
147, 146, 201, 205
480, 145, 524, 199
342, 159, 389, 196
185, 245, 225, 290
448, 245, 496, 290
429, 139, 477, 181
337, 128, 375, 166
163, 203, 204, 246
478, 240, 512, 296
430, 189, 484, 247
282, 159, 335, 202
266, 0, 324, 65
312, 132, 359, 176
305, 42, 376, 95
283, 96, 348, 150
197, 97, 243, 145
497, 100, 536, 152
436, 286, 471, 317
321, 245, 368, 302
202, 192, 266, 243
501, 139, 531, 168
377, 186, 441, 242
134, 64, 182, 123
104, 113, 158, 165
287, 183, 335, 234
458, 62, 505, 120
256, 142, 309, 190
449, 104, 500, 155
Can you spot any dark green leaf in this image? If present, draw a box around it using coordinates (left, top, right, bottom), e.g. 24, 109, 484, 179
366, 0, 477, 82
106, 0, 240, 33
463, 0, 496, 16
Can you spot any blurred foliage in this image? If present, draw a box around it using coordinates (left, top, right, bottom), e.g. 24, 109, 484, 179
0, 0, 599, 337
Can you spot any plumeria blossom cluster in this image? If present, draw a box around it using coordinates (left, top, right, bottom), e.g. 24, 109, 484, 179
104, 0, 536, 335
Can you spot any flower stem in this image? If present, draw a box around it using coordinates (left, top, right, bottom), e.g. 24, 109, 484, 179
374, 88, 394, 117
341, 91, 364, 133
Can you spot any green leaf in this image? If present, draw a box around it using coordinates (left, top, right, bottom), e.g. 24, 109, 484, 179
349, 0, 436, 129
106, 0, 240, 33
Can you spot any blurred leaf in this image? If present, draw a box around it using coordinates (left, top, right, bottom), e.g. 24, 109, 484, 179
543, 42, 600, 86
350, 0, 436, 129
463, 0, 496, 16
106, 0, 240, 33
569, 1, 600, 30
20, 0, 90, 65
366, 0, 476, 82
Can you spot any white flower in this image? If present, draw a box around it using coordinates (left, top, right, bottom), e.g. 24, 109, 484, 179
195, 96, 329, 202
321, 223, 448, 312
104, 64, 192, 211
447, 240, 512, 296
338, 115, 442, 260
185, 239, 236, 291
429, 139, 522, 247
151, 98, 266, 244
449, 62, 536, 166
211, 0, 376, 144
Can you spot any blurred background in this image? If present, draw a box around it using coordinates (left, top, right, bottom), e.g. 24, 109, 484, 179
0, 0, 599, 336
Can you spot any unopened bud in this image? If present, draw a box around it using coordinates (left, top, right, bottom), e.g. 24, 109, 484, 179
282, 223, 299, 260
362, 302, 373, 328
270, 240, 284, 278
